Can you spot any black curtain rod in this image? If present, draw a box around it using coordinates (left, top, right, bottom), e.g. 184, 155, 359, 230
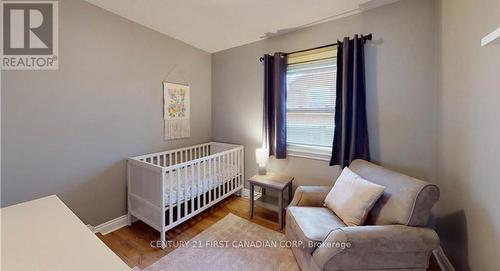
259, 33, 372, 62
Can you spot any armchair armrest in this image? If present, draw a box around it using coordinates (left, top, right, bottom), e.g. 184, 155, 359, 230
289, 186, 331, 207
313, 225, 440, 269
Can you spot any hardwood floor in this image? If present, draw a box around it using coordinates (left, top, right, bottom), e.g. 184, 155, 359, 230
97, 195, 441, 270
97, 195, 280, 269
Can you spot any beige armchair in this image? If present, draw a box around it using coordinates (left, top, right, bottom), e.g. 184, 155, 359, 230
286, 160, 440, 271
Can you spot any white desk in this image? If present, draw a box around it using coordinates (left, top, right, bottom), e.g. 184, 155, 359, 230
1, 195, 131, 271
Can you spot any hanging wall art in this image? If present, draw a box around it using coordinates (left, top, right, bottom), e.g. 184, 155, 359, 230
163, 82, 190, 140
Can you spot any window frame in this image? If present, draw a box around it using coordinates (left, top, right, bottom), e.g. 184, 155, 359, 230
285, 46, 337, 161
287, 143, 332, 161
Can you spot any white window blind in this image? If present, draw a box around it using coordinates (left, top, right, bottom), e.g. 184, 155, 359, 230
286, 47, 336, 151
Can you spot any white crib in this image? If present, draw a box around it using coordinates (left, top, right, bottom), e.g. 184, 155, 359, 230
127, 142, 244, 249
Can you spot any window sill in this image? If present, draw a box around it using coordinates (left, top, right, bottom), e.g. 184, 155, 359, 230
287, 144, 331, 162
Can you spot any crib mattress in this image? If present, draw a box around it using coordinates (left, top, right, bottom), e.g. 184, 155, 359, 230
163, 163, 239, 206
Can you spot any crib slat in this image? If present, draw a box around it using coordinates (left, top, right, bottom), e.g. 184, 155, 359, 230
169, 171, 173, 226
218, 155, 222, 198
214, 156, 218, 199
230, 151, 234, 191
227, 152, 233, 193
218, 155, 222, 197
213, 157, 217, 203
223, 154, 227, 195
202, 160, 207, 207
213, 157, 217, 201
222, 154, 226, 195
196, 162, 200, 211
184, 166, 188, 216
208, 159, 213, 203
227, 152, 231, 192
225, 153, 229, 194
222, 153, 229, 195
177, 167, 181, 221
190, 162, 194, 214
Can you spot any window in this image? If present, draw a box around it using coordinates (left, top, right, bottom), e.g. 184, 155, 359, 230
286, 46, 337, 160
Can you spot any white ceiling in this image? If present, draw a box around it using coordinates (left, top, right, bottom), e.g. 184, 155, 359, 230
84, 0, 399, 53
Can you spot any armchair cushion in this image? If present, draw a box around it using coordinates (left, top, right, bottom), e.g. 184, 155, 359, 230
349, 160, 440, 226
287, 206, 346, 255
313, 225, 439, 270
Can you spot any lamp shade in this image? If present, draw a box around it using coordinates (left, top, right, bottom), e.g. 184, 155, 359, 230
255, 148, 269, 166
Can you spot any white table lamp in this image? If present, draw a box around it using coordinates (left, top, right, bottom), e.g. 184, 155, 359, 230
255, 148, 269, 175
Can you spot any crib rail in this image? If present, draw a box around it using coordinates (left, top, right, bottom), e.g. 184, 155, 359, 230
127, 142, 244, 248
130, 142, 241, 167
132, 142, 211, 167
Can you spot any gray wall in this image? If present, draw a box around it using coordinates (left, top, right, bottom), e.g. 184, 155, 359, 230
212, 0, 439, 188
1, 0, 212, 226
437, 0, 500, 270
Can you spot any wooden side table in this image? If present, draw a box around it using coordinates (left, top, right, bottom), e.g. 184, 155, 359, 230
248, 172, 294, 229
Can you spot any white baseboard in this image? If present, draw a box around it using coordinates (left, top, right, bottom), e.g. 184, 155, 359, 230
91, 189, 258, 236
91, 214, 129, 235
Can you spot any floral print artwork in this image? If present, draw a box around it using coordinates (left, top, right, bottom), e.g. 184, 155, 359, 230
164, 82, 190, 140
167, 87, 187, 118
164, 82, 190, 120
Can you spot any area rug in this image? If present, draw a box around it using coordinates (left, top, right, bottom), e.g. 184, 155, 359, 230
138, 213, 299, 271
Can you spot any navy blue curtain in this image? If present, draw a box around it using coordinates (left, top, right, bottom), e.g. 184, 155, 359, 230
263, 53, 287, 159
330, 35, 370, 167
